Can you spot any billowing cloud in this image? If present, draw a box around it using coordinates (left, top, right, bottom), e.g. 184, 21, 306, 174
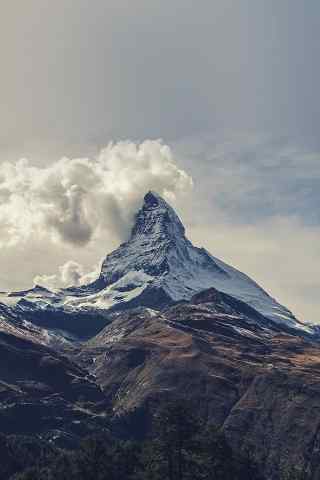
0, 140, 193, 248
34, 260, 101, 290
0, 133, 319, 325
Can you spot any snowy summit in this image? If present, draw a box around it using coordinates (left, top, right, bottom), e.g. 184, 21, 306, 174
0, 190, 311, 335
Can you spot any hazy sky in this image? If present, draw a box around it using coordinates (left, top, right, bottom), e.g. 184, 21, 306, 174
0, 1, 319, 323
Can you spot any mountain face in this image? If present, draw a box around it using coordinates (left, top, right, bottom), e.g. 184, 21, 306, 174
78, 291, 320, 479
0, 309, 108, 446
0, 191, 311, 336
93, 191, 307, 330
1, 191, 320, 479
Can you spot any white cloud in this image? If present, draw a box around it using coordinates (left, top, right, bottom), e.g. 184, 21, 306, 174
0, 133, 319, 325
0, 140, 193, 248
33, 260, 101, 290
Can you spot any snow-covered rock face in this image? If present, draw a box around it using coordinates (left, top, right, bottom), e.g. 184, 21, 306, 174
0, 191, 312, 334
99, 191, 225, 289
131, 191, 186, 239
73, 190, 309, 332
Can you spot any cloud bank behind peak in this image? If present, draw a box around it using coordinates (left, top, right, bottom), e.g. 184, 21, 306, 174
0, 140, 193, 249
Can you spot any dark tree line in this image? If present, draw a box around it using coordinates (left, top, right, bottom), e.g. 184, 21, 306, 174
1, 402, 266, 480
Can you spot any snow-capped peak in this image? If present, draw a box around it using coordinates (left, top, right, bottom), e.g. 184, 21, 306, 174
1, 191, 313, 335
98, 191, 192, 285
130, 191, 185, 240
91, 191, 308, 332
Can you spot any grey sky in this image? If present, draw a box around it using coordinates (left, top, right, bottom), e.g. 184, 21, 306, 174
2, 0, 320, 155
0, 1, 319, 322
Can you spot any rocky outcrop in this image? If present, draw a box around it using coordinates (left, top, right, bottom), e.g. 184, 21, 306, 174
77, 289, 320, 479
0, 314, 108, 447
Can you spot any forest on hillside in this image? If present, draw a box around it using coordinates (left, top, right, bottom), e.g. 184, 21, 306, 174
0, 402, 305, 480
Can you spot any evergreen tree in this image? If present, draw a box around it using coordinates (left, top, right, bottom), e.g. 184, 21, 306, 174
6, 401, 267, 480
152, 401, 200, 480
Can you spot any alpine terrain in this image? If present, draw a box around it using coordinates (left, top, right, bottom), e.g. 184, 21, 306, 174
0, 191, 320, 479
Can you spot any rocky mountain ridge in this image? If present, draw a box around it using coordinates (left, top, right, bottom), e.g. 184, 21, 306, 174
0, 191, 312, 337
0, 191, 319, 479
76, 287, 320, 478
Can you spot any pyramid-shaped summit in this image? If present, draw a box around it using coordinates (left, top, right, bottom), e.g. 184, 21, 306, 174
66, 190, 305, 331
4, 191, 311, 334
98, 190, 226, 294
130, 191, 185, 239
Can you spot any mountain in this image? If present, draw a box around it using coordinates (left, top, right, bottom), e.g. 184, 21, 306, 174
0, 191, 312, 337
1, 191, 320, 479
0, 308, 108, 447
77, 288, 320, 479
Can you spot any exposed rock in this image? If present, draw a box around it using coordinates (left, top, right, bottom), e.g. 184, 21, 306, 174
0, 316, 109, 446
77, 290, 320, 479
0, 192, 319, 479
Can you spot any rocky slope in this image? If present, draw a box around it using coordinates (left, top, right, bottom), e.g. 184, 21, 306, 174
0, 191, 319, 479
0, 309, 109, 447
78, 288, 320, 479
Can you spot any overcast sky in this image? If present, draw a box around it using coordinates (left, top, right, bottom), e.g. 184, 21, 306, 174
0, 1, 319, 323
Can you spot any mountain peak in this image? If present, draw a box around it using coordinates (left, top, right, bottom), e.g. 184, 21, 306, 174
143, 190, 164, 208
5, 191, 311, 335
130, 191, 185, 239
93, 191, 308, 332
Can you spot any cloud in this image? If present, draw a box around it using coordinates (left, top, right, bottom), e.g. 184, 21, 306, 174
34, 260, 101, 290
174, 131, 320, 225
173, 131, 320, 323
0, 140, 193, 248
0, 132, 319, 325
